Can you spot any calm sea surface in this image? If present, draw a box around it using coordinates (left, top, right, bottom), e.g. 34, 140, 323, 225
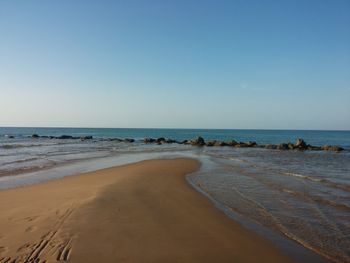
0, 127, 349, 262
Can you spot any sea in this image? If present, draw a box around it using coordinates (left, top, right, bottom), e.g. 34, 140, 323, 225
0, 127, 349, 263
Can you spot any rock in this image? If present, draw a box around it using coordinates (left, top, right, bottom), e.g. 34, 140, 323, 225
246, 141, 257, 147
288, 143, 295, 150
192, 136, 205, 146
308, 145, 322, 151
124, 138, 135, 143
214, 141, 229, 146
265, 144, 277, 149
235, 142, 254, 148
206, 140, 216, 146
156, 137, 166, 143
57, 135, 75, 139
144, 138, 156, 143
180, 140, 190, 144
8, 135, 15, 139
206, 140, 227, 146
295, 138, 307, 149
108, 138, 123, 142
32, 134, 39, 138
227, 140, 238, 146
166, 139, 177, 144
321, 145, 344, 152
81, 136, 93, 141
277, 143, 289, 150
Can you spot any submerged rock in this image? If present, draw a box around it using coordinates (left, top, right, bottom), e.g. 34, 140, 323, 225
32, 134, 39, 138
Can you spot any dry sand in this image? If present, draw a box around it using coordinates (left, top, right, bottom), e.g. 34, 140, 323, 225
0, 158, 295, 263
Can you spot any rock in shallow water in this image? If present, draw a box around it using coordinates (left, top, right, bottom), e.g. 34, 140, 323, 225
81, 136, 93, 141
321, 145, 344, 152
57, 135, 76, 139
193, 136, 205, 146
295, 138, 307, 148
144, 138, 156, 143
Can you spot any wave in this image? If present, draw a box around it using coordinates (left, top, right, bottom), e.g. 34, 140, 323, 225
0, 164, 53, 177
1, 157, 40, 166
283, 172, 350, 192
281, 188, 350, 212
284, 172, 322, 182
0, 144, 23, 149
206, 152, 248, 164
0, 144, 52, 149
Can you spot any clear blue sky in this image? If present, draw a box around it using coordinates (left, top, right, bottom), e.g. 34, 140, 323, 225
0, 0, 349, 129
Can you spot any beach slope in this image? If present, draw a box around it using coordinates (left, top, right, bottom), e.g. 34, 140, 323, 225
0, 158, 295, 263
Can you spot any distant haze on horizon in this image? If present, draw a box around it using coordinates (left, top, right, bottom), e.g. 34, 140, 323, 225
0, 0, 349, 130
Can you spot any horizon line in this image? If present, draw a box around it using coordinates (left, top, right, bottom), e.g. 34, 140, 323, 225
0, 126, 349, 132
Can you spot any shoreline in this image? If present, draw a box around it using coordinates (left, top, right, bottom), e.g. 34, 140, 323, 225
0, 151, 196, 190
186, 175, 331, 263
0, 158, 298, 263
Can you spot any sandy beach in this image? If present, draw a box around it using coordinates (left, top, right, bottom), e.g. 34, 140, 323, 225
0, 158, 295, 263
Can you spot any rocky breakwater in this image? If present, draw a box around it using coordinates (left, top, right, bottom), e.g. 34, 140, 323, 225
31, 134, 93, 141
29, 134, 345, 152
144, 136, 345, 152
144, 137, 178, 144
30, 134, 138, 143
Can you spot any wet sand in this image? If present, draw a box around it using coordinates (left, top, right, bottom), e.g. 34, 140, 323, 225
0, 158, 295, 263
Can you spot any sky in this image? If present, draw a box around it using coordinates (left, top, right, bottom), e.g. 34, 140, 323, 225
0, 0, 349, 130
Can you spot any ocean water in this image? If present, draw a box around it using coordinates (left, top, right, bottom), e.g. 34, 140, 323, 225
0, 127, 349, 262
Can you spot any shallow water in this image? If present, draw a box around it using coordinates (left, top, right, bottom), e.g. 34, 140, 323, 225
1, 127, 349, 262
187, 147, 350, 262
